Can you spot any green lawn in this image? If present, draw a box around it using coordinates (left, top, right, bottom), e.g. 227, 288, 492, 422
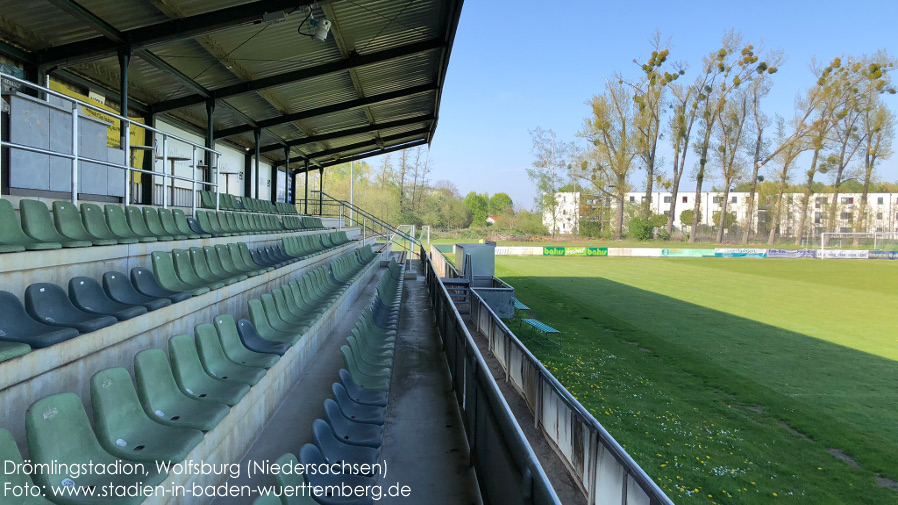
496, 257, 898, 504
428, 237, 812, 249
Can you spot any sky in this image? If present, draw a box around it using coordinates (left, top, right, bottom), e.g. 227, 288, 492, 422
365, 0, 898, 211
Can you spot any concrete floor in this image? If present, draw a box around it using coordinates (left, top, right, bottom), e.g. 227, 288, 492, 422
212, 270, 482, 505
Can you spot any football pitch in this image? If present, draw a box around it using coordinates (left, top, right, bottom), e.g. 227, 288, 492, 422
495, 256, 898, 504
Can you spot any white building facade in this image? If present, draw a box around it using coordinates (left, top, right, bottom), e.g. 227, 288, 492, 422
543, 191, 898, 237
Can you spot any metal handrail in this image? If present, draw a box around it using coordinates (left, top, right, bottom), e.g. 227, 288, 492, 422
311, 190, 422, 250
427, 245, 674, 505
421, 245, 561, 505
1, 71, 222, 211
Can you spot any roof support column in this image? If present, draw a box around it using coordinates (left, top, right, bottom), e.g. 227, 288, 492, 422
119, 48, 132, 204
243, 151, 252, 198
205, 99, 215, 186
318, 168, 323, 216
270, 164, 278, 203
304, 160, 309, 215
283, 147, 291, 205
253, 128, 261, 199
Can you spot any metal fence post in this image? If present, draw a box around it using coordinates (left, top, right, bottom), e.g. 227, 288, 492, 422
123, 119, 131, 205
71, 102, 79, 205
215, 153, 221, 211
191, 145, 197, 214
161, 134, 168, 208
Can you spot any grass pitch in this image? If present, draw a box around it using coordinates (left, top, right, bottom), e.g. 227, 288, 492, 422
496, 256, 898, 504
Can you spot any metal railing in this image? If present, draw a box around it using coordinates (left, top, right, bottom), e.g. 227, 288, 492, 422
422, 245, 561, 505
426, 244, 675, 505
298, 191, 422, 257
0, 71, 221, 212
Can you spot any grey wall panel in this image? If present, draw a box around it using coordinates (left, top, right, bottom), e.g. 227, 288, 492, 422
79, 161, 107, 195
9, 150, 50, 189
49, 157, 72, 192
9, 95, 50, 190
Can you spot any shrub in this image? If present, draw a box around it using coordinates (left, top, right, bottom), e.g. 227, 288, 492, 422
628, 217, 654, 241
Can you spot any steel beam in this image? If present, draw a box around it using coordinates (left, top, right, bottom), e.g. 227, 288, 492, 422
258, 114, 433, 154
45, 0, 125, 42
39, 0, 321, 67
217, 83, 436, 138
277, 128, 429, 167
152, 38, 443, 113
318, 139, 427, 169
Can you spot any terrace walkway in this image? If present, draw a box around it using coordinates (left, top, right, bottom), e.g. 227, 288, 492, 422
213, 271, 481, 505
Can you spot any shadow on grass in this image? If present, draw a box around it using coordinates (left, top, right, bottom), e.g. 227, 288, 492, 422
503, 275, 898, 481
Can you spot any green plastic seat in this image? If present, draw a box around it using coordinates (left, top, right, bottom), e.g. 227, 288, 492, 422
169, 334, 249, 405
52, 201, 118, 246
271, 453, 320, 505
80, 203, 137, 245
196, 210, 225, 237
266, 291, 312, 331
200, 190, 216, 209
125, 205, 162, 242
26, 393, 168, 505
158, 208, 188, 240
0, 340, 30, 361
150, 251, 211, 296
239, 242, 272, 272
273, 287, 314, 325
19, 199, 91, 248
0, 198, 61, 251
341, 346, 391, 392
212, 314, 279, 368
172, 208, 210, 238
248, 299, 301, 344
195, 323, 267, 385
134, 348, 229, 431
0, 428, 56, 504
90, 367, 204, 463
204, 246, 247, 283
106, 204, 155, 242
260, 293, 308, 334
142, 207, 174, 241
173, 248, 224, 290
228, 243, 269, 275
187, 247, 233, 287
214, 244, 258, 278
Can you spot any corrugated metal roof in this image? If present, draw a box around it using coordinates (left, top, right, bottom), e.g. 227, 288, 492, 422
0, 0, 462, 170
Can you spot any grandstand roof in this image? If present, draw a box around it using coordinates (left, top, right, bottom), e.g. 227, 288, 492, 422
0, 0, 463, 173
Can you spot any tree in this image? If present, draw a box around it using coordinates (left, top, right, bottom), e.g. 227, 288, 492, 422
679, 208, 700, 233
856, 103, 895, 239
576, 80, 639, 239
463, 192, 489, 227
527, 127, 572, 238
712, 210, 737, 229
666, 77, 704, 234
623, 33, 682, 218
688, 32, 773, 242
767, 118, 807, 244
489, 193, 514, 215
742, 53, 782, 243
713, 89, 750, 242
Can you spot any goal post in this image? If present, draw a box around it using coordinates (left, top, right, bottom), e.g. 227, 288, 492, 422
820, 232, 898, 257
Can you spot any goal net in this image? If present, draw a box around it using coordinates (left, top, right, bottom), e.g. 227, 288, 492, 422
820, 232, 898, 257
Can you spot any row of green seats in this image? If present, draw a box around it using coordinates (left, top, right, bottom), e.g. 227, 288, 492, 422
256, 258, 401, 505
2, 314, 283, 504
247, 246, 380, 347
281, 231, 350, 261
199, 191, 298, 215
0, 199, 212, 252
282, 215, 324, 231
195, 210, 287, 237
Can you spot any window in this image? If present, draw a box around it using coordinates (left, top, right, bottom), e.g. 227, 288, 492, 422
877, 212, 883, 220
814, 212, 822, 224
629, 196, 636, 203
815, 199, 822, 209
878, 197, 885, 205
712, 196, 720, 204
731, 196, 738, 204
765, 196, 772, 205
682, 196, 688, 203
876, 227, 884, 232
840, 212, 850, 220
840, 227, 852, 233
841, 197, 854, 205
788, 196, 794, 204
663, 196, 671, 203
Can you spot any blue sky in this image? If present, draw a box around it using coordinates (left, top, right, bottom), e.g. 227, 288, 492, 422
376, 0, 898, 210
